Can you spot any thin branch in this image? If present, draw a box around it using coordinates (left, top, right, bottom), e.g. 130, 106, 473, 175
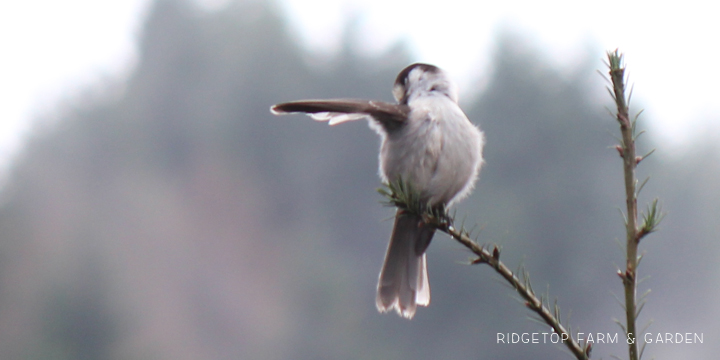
606, 49, 662, 360
442, 223, 591, 360
608, 49, 640, 360
379, 180, 590, 360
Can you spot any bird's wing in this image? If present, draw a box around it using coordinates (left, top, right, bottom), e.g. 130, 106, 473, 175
270, 99, 409, 129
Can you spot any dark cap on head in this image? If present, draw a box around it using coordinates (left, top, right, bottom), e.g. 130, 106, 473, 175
394, 63, 440, 88
393, 63, 444, 104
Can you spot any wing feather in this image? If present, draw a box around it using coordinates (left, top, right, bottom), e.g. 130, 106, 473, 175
270, 99, 409, 130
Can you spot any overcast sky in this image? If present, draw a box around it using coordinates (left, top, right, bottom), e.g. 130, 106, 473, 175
2, 0, 718, 169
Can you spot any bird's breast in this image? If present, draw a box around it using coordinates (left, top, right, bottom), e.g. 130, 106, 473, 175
379, 97, 483, 206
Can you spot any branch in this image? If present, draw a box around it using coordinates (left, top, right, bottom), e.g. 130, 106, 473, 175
607, 49, 640, 360
605, 49, 663, 360
379, 180, 591, 360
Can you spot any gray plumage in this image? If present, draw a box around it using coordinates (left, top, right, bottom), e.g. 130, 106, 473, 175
271, 63, 484, 319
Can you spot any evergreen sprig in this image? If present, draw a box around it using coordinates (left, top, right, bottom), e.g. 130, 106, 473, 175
378, 179, 590, 360
604, 49, 663, 360
638, 199, 664, 242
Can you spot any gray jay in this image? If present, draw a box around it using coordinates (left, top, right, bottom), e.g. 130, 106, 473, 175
270, 63, 484, 319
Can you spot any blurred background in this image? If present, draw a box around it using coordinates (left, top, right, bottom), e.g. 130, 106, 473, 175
0, 0, 718, 359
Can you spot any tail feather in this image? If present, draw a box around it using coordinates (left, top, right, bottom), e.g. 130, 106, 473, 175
376, 211, 435, 319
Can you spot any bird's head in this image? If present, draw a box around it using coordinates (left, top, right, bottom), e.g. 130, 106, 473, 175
392, 63, 459, 105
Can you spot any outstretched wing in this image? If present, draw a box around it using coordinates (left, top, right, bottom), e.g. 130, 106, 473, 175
270, 99, 409, 130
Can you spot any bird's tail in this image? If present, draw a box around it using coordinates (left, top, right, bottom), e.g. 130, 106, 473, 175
376, 210, 435, 319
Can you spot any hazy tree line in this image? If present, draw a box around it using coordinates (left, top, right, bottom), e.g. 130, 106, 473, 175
0, 0, 716, 359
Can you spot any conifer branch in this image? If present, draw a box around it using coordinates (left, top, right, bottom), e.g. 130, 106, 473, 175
379, 180, 590, 360
605, 49, 663, 360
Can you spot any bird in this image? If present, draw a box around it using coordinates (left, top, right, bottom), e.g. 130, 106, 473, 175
270, 63, 484, 319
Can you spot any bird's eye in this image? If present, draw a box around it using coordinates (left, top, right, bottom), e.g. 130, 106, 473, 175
430, 85, 438, 92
